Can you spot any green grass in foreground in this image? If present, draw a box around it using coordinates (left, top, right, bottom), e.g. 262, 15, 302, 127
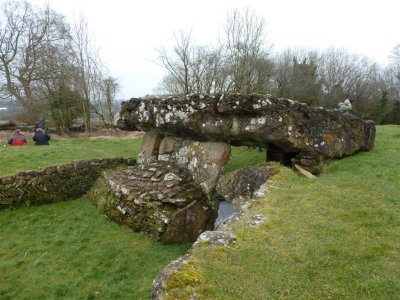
190, 125, 400, 299
0, 135, 264, 299
0, 199, 191, 299
0, 136, 142, 176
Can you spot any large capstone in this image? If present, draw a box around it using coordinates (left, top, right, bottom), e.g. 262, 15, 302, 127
88, 161, 217, 243
117, 94, 375, 163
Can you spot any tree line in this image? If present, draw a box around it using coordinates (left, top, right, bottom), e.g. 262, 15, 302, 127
1, 3, 399, 130
156, 8, 400, 124
0, 0, 119, 133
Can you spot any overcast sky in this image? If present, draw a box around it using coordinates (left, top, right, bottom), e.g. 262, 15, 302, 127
22, 0, 400, 99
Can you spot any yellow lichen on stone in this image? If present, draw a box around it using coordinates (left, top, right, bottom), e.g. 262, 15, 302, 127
164, 258, 204, 300
324, 134, 334, 144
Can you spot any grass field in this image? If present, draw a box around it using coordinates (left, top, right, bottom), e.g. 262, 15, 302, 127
189, 125, 400, 299
3, 127, 398, 299
0, 200, 190, 299
0, 135, 142, 176
0, 134, 264, 299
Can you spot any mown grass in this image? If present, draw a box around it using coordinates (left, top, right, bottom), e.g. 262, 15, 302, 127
192, 125, 400, 299
0, 134, 264, 299
0, 136, 142, 176
225, 146, 265, 173
0, 200, 190, 299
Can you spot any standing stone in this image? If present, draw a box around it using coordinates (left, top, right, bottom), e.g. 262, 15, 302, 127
139, 130, 164, 164
158, 137, 231, 198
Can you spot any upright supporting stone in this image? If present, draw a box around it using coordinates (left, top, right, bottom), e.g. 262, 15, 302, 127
158, 136, 231, 198
139, 130, 164, 164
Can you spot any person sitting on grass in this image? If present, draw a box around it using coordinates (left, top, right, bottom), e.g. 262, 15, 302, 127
7, 129, 27, 146
33, 128, 51, 145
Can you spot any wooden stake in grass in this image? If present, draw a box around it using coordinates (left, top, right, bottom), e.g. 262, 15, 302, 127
294, 164, 317, 179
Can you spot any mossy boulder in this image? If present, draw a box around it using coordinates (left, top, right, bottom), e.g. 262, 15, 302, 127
88, 161, 217, 243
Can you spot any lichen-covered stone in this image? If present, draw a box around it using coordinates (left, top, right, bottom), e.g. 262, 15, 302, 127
88, 161, 217, 243
192, 230, 237, 248
140, 133, 230, 198
0, 157, 131, 210
117, 94, 375, 161
215, 163, 277, 201
138, 129, 164, 164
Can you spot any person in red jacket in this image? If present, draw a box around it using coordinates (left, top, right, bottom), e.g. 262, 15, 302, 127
7, 129, 27, 146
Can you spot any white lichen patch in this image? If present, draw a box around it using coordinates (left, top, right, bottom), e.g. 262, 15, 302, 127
176, 146, 190, 166
261, 98, 272, 106
163, 172, 181, 181
158, 154, 170, 161
287, 126, 293, 136
155, 114, 164, 126
138, 102, 150, 122
174, 110, 189, 121
154, 211, 170, 224
188, 156, 198, 171
249, 118, 266, 126
116, 205, 126, 214
164, 112, 173, 123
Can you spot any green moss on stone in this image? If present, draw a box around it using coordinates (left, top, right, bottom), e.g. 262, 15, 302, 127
164, 258, 204, 299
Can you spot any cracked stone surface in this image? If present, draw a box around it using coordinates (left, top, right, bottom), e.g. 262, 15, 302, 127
117, 94, 375, 161
88, 161, 217, 243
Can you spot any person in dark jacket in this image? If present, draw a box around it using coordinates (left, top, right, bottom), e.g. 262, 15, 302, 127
33, 128, 50, 145
7, 129, 27, 146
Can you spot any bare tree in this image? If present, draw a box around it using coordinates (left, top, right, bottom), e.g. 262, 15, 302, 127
382, 44, 400, 123
156, 31, 226, 95
0, 0, 69, 115
222, 8, 272, 95
273, 48, 321, 105
69, 15, 109, 132
156, 8, 272, 96
157, 30, 194, 95
96, 76, 120, 127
